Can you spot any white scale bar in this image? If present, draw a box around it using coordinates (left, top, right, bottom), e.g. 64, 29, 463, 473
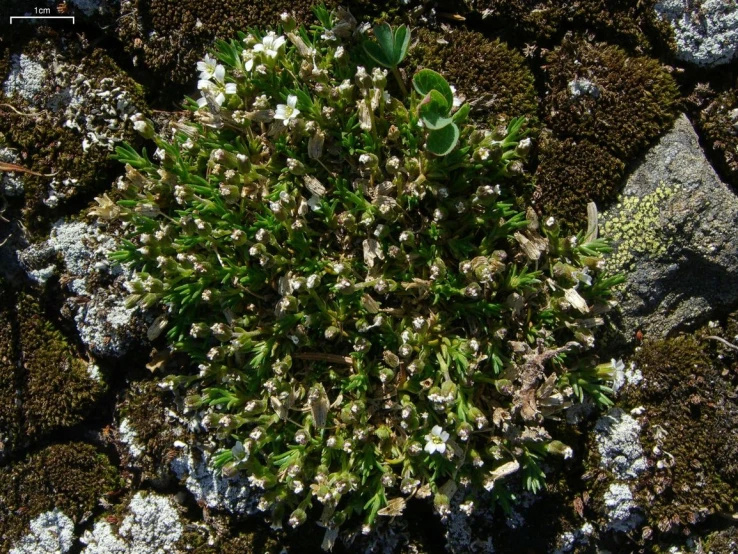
10, 16, 75, 24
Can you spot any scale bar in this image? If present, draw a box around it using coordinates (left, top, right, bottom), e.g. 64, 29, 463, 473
10, 16, 75, 24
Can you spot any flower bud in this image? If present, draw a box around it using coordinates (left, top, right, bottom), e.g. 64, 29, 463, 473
131, 113, 155, 139
280, 11, 297, 32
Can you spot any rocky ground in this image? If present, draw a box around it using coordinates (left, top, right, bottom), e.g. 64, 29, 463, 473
1, 0, 738, 553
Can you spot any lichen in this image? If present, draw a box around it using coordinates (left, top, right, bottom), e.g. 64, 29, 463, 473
0, 443, 120, 552
405, 28, 539, 132
600, 182, 681, 275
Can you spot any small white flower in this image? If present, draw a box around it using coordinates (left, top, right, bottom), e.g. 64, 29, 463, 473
274, 95, 300, 122
424, 425, 450, 455
254, 31, 286, 59
225, 82, 237, 95
196, 54, 219, 80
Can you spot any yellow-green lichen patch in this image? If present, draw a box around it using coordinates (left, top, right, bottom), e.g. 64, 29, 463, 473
600, 183, 681, 275
534, 134, 625, 228
622, 334, 738, 536
406, 28, 539, 132
17, 294, 106, 437
543, 37, 679, 161
0, 442, 120, 552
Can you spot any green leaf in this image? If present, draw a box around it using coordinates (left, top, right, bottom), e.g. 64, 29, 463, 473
452, 103, 471, 124
374, 23, 395, 59
413, 69, 453, 107
419, 90, 452, 130
392, 25, 411, 65
426, 123, 459, 156
364, 40, 392, 68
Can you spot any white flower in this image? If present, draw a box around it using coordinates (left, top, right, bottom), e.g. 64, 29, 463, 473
197, 54, 219, 80
254, 31, 286, 59
225, 82, 237, 95
274, 95, 300, 122
424, 425, 450, 455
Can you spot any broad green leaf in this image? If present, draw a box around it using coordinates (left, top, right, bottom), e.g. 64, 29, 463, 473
452, 103, 471, 123
364, 41, 392, 68
413, 69, 453, 107
393, 25, 411, 65
419, 90, 453, 130
426, 123, 460, 156
373, 23, 395, 63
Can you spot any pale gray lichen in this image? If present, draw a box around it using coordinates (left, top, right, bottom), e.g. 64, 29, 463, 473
81, 492, 182, 554
603, 482, 643, 532
655, 0, 738, 67
3, 54, 48, 103
9, 509, 75, 554
594, 408, 647, 479
0, 147, 25, 197
119, 417, 145, 459
170, 444, 258, 515
19, 219, 141, 357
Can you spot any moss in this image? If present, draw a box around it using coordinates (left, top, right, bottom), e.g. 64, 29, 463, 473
600, 182, 681, 275
534, 134, 625, 227
220, 531, 282, 554
470, 0, 674, 53
405, 28, 539, 132
0, 291, 21, 457
543, 37, 679, 160
0, 442, 120, 551
691, 79, 738, 189
622, 335, 738, 536
17, 293, 106, 437
117, 0, 342, 84
702, 526, 738, 553
119, 380, 177, 479
0, 45, 147, 238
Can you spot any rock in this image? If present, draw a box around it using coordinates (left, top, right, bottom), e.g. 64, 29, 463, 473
655, 0, 738, 67
9, 509, 76, 554
601, 114, 738, 338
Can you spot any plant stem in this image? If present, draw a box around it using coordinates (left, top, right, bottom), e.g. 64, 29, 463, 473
391, 66, 408, 97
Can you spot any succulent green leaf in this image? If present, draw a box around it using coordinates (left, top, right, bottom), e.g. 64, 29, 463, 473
413, 69, 453, 108
452, 103, 471, 124
419, 90, 452, 130
392, 25, 411, 65
363, 40, 392, 68
426, 122, 459, 156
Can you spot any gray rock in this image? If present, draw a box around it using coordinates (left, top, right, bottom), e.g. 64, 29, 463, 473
601, 114, 738, 338
655, 0, 738, 67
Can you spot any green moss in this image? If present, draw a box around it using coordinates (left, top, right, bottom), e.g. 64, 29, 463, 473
0, 290, 20, 456
543, 37, 679, 160
691, 79, 738, 189
600, 182, 680, 275
470, 0, 674, 53
406, 28, 539, 132
117, 0, 342, 84
702, 526, 738, 553
17, 294, 106, 437
0, 442, 120, 551
534, 134, 625, 227
220, 531, 282, 554
623, 335, 738, 535
0, 46, 147, 238
119, 380, 176, 478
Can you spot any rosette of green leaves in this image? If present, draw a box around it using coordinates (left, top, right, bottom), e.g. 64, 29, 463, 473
413, 69, 470, 156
